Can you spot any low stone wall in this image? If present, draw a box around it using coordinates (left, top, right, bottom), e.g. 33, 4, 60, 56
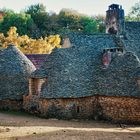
98, 96, 140, 123
23, 95, 140, 123
23, 95, 97, 119
0, 100, 23, 111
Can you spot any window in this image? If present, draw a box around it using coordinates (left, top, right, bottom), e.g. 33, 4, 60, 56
76, 106, 82, 113
110, 49, 114, 52
117, 48, 123, 53
103, 48, 123, 54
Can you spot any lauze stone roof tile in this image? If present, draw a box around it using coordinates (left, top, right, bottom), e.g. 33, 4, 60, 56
0, 45, 36, 100
31, 26, 140, 99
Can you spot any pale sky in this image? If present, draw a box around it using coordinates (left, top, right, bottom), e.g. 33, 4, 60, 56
0, 0, 139, 16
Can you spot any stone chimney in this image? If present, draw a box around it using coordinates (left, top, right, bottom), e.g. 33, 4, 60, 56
106, 4, 125, 35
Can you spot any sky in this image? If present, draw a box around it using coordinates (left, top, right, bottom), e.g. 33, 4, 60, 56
0, 0, 139, 16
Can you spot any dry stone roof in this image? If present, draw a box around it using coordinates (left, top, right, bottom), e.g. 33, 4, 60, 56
0, 45, 36, 100
97, 52, 140, 97
131, 67, 140, 78
30, 69, 48, 78
125, 22, 140, 58
30, 21, 140, 99
34, 33, 139, 99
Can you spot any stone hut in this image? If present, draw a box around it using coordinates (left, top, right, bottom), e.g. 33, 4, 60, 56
0, 4, 138, 123
23, 30, 140, 123
23, 4, 140, 123
0, 45, 36, 110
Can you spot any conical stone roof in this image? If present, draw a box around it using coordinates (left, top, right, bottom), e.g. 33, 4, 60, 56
0, 45, 36, 100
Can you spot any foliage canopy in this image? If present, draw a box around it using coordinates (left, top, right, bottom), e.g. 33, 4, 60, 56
0, 26, 61, 54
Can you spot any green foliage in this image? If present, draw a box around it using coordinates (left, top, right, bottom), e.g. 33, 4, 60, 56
126, 2, 140, 21
57, 9, 105, 34
0, 3, 106, 38
80, 17, 97, 33
47, 13, 60, 34
0, 8, 15, 15
58, 9, 81, 31
79, 16, 105, 33
25, 3, 50, 38
25, 3, 47, 15
94, 15, 106, 33
84, 23, 97, 33
0, 11, 36, 37
98, 23, 106, 33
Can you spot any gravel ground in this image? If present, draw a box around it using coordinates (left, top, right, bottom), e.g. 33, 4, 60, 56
0, 112, 140, 140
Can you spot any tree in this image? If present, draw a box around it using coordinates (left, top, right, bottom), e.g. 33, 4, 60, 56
0, 26, 61, 54
0, 8, 14, 15
58, 9, 81, 32
127, 2, 140, 21
47, 12, 60, 34
93, 15, 106, 33
25, 3, 50, 37
0, 12, 36, 37
80, 16, 98, 33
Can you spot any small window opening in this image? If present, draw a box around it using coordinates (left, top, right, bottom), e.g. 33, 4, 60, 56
77, 106, 82, 113
117, 48, 123, 53
103, 48, 124, 54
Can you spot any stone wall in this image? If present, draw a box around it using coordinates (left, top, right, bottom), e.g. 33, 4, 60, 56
23, 95, 140, 123
99, 96, 140, 123
23, 95, 97, 119
0, 100, 23, 111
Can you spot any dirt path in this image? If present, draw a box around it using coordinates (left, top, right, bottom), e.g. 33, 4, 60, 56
0, 112, 140, 140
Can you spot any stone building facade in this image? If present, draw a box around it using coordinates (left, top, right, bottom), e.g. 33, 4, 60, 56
0, 4, 140, 124
23, 4, 140, 123
23, 95, 140, 123
0, 45, 36, 110
23, 31, 140, 123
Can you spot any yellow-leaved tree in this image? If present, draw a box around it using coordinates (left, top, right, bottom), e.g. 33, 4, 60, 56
0, 26, 61, 54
